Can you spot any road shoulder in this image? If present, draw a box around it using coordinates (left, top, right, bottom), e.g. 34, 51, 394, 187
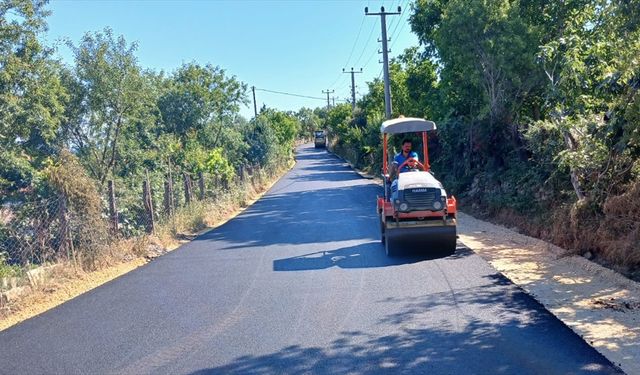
329, 147, 638, 374
457, 212, 639, 374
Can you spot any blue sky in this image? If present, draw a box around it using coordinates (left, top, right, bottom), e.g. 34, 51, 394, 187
45, 0, 419, 119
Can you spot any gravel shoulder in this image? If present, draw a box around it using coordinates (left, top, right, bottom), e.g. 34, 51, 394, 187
457, 212, 640, 374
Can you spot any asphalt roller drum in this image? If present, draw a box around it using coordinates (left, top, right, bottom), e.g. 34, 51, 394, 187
383, 223, 457, 257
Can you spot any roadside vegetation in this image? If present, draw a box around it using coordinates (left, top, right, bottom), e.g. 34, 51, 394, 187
323, 0, 640, 279
0, 0, 322, 302
2, 0, 639, 299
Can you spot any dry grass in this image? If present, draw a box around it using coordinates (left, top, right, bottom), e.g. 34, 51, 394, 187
0, 161, 292, 330
466, 180, 640, 281
597, 181, 640, 272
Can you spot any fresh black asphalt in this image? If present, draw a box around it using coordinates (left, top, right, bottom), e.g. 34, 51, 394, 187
0, 145, 622, 374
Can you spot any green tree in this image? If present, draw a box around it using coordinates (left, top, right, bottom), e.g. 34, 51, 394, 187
158, 63, 247, 149
63, 28, 153, 187
0, 0, 68, 198
295, 107, 320, 138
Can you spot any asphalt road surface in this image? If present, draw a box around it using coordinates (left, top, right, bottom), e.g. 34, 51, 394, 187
0, 145, 622, 375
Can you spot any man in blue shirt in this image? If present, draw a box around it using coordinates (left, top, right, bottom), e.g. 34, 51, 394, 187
392, 139, 424, 175
390, 139, 425, 200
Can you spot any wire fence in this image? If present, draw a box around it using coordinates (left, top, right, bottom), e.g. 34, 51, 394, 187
0, 160, 288, 282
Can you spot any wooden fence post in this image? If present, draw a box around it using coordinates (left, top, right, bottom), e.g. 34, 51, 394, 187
164, 174, 174, 216
238, 166, 244, 182
198, 171, 205, 200
57, 194, 73, 259
108, 180, 118, 233
183, 172, 193, 204
143, 173, 155, 233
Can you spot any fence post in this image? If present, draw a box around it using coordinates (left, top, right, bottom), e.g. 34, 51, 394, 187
108, 180, 118, 233
183, 172, 193, 204
57, 194, 73, 260
143, 172, 155, 234
198, 171, 205, 200
252, 164, 261, 185
164, 174, 174, 216
239, 166, 245, 182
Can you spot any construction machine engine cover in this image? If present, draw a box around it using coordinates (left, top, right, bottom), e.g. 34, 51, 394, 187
394, 171, 448, 212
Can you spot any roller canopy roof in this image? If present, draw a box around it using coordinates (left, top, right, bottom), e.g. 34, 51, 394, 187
380, 117, 436, 134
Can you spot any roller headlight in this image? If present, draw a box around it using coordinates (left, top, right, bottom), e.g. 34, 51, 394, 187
399, 203, 409, 211
433, 200, 443, 210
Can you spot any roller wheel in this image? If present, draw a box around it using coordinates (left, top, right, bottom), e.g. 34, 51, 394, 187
444, 236, 457, 256
385, 236, 396, 256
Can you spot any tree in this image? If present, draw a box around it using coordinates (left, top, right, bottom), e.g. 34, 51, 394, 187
63, 28, 152, 187
158, 63, 247, 149
0, 0, 68, 199
535, 0, 640, 201
295, 107, 320, 138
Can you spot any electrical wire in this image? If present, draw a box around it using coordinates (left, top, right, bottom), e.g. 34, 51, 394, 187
328, 15, 366, 90
353, 16, 378, 67
343, 16, 367, 69
389, 1, 409, 50
255, 88, 326, 101
255, 88, 348, 103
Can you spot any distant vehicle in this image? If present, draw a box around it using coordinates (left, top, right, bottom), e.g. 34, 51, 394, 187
377, 117, 457, 256
314, 130, 326, 148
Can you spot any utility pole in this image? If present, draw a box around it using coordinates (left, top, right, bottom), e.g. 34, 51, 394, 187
251, 86, 258, 117
343, 67, 363, 111
332, 97, 336, 107
322, 89, 334, 110
366, 6, 401, 119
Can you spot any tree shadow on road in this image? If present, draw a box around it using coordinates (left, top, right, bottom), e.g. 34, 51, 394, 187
185, 282, 622, 375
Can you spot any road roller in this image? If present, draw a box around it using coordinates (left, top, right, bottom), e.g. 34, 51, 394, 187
376, 117, 457, 256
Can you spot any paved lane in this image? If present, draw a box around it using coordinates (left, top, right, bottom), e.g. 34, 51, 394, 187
0, 145, 621, 374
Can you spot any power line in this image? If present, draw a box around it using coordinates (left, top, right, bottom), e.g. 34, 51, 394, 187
254, 88, 328, 101
328, 13, 366, 90
384, 0, 400, 37
361, 44, 379, 70
389, 1, 409, 50
343, 16, 367, 69
389, 17, 409, 50
352, 17, 378, 67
